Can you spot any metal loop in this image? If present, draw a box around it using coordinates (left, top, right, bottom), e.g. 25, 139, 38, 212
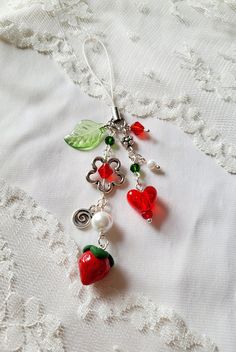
97, 195, 107, 210
135, 172, 144, 191
98, 233, 109, 250
90, 195, 108, 214
136, 183, 144, 191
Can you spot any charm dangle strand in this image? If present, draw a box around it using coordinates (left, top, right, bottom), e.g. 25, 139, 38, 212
65, 37, 161, 285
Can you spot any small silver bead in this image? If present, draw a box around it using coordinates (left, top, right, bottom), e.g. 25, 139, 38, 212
121, 135, 134, 149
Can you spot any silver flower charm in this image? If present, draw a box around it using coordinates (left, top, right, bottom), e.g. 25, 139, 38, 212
86, 156, 125, 193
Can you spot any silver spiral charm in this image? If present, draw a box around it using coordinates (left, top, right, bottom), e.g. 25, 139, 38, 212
72, 208, 92, 229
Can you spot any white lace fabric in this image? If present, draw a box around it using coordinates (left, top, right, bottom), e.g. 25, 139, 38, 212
0, 0, 236, 173
0, 179, 219, 352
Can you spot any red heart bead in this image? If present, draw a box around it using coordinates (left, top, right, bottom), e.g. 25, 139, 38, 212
79, 250, 111, 285
143, 186, 157, 204
127, 189, 150, 213
127, 186, 157, 221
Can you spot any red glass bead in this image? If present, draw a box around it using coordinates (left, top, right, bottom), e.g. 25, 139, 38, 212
143, 186, 157, 204
98, 163, 113, 179
127, 189, 151, 213
131, 121, 145, 136
78, 250, 111, 285
142, 210, 153, 220
127, 186, 157, 221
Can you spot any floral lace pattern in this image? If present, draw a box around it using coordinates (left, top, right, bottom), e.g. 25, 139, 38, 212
75, 285, 219, 351
170, 0, 236, 26
0, 237, 64, 352
0, 1, 235, 174
0, 18, 235, 173
176, 45, 236, 103
0, 179, 219, 351
0, 1, 234, 349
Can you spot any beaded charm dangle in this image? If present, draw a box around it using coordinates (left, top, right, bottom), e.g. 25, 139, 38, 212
65, 38, 161, 285
72, 193, 116, 285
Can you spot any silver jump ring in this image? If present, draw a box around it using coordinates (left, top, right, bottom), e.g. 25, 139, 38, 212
98, 233, 109, 250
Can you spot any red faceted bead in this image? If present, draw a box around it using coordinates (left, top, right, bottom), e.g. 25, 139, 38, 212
131, 121, 145, 136
142, 210, 153, 220
98, 163, 113, 179
78, 250, 111, 285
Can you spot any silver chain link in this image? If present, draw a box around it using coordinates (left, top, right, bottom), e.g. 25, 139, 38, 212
98, 232, 109, 250
103, 145, 112, 160
135, 172, 144, 191
89, 194, 108, 214
105, 116, 147, 165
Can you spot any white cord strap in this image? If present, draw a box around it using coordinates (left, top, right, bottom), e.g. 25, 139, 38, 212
82, 37, 115, 107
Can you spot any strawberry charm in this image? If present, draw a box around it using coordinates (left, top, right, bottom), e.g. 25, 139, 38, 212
127, 186, 157, 222
79, 245, 114, 285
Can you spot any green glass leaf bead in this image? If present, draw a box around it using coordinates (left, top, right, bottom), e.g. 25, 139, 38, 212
64, 120, 106, 151
105, 135, 115, 146
130, 163, 140, 173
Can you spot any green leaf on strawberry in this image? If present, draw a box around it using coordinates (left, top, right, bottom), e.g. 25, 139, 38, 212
82, 245, 114, 267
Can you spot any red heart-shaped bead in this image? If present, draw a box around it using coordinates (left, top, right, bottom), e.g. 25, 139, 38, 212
127, 189, 150, 213
127, 186, 157, 220
143, 186, 157, 204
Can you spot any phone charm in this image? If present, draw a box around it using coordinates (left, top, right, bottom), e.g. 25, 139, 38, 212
64, 38, 160, 285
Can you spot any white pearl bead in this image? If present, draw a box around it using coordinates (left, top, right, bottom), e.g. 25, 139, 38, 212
147, 159, 159, 170
91, 211, 113, 232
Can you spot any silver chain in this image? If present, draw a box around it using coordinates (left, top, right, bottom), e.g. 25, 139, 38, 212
98, 232, 109, 250
135, 172, 144, 191
103, 145, 112, 160
89, 194, 108, 214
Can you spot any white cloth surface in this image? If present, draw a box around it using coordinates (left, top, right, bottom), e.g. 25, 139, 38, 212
0, 0, 236, 172
0, 1, 236, 351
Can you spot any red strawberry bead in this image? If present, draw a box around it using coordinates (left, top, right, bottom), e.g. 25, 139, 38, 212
79, 251, 110, 285
78, 245, 114, 285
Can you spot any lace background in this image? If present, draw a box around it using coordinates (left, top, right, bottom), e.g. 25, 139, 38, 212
1, 0, 236, 172
0, 0, 236, 351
